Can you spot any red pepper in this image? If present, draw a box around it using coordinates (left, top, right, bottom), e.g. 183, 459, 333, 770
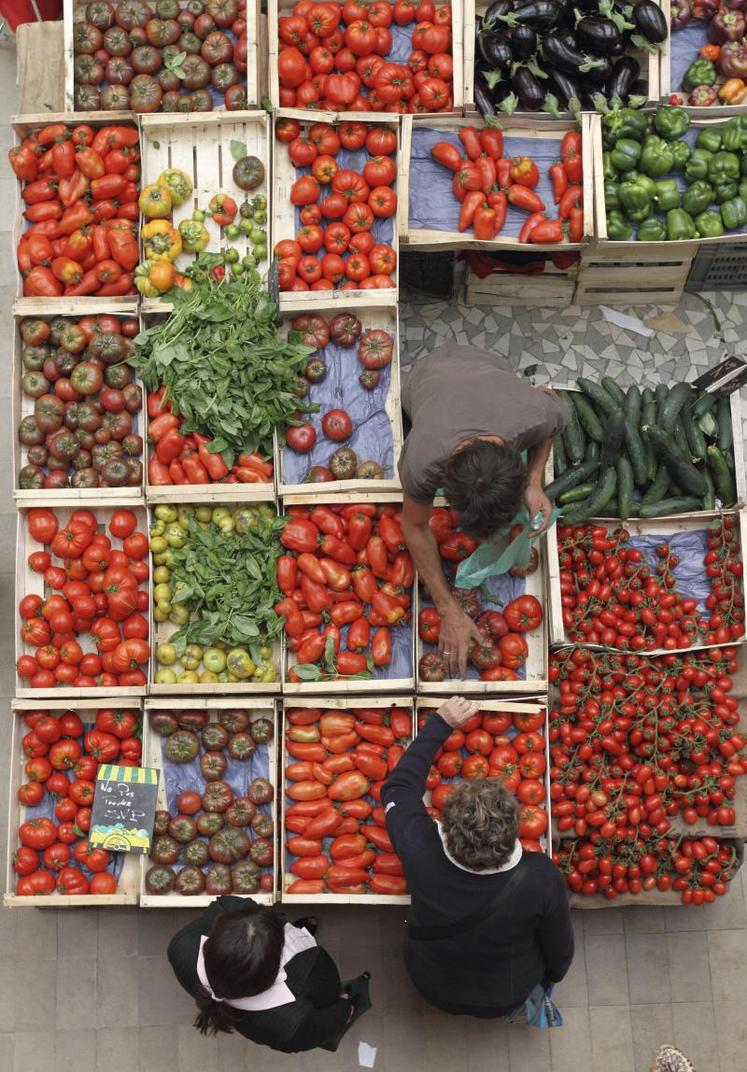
507, 185, 545, 213
275, 597, 304, 637
58, 171, 90, 208
168, 459, 189, 485
24, 201, 62, 223
52, 140, 76, 181
301, 574, 334, 613
148, 459, 172, 486
529, 217, 564, 244
277, 556, 298, 595
64, 270, 99, 296
75, 146, 105, 179
459, 190, 485, 233
479, 128, 504, 160
193, 432, 229, 480
148, 412, 180, 440
182, 453, 209, 484
22, 178, 58, 205
549, 163, 569, 204
487, 190, 507, 234
348, 617, 371, 651
378, 514, 405, 553
558, 185, 582, 220
319, 535, 357, 565
329, 600, 364, 626
496, 158, 512, 189
92, 225, 110, 262
237, 452, 273, 479
99, 273, 133, 297
235, 466, 265, 482
58, 202, 94, 236
310, 505, 345, 539
372, 590, 406, 625
518, 212, 546, 244
336, 651, 369, 675
106, 222, 139, 270
473, 204, 497, 240
23, 265, 63, 297
117, 202, 139, 222
296, 634, 327, 665
458, 126, 483, 161
155, 428, 187, 464
92, 125, 139, 155
147, 388, 169, 418
476, 155, 497, 194
37, 123, 69, 147
92, 199, 118, 223
91, 174, 126, 201
568, 206, 584, 243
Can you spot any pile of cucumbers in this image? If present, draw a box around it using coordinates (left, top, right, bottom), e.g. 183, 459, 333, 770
546, 378, 738, 522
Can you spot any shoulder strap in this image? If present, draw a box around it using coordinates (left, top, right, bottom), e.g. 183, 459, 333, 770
407, 856, 529, 942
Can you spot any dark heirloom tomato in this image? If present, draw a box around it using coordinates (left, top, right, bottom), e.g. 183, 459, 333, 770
175, 864, 206, 895
184, 839, 210, 867
358, 329, 393, 369
153, 809, 171, 836
151, 712, 178, 736
201, 723, 229, 751
209, 827, 251, 864
322, 409, 353, 442
329, 313, 362, 347
250, 717, 274, 744
251, 812, 274, 838
200, 751, 228, 781
145, 864, 176, 894
197, 812, 224, 836
178, 709, 208, 730
292, 313, 330, 350
250, 837, 273, 866
205, 863, 232, 895
168, 815, 198, 843
219, 709, 250, 733
163, 729, 200, 763
232, 858, 261, 893
247, 777, 273, 805
150, 834, 180, 865
227, 731, 257, 760
202, 779, 234, 813
226, 796, 257, 827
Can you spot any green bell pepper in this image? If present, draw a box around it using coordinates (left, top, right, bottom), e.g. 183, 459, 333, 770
708, 150, 741, 184
653, 107, 690, 141
611, 138, 642, 173
739, 179, 747, 201
682, 58, 716, 93
602, 107, 650, 147
640, 136, 675, 178
602, 151, 617, 182
637, 217, 667, 242
653, 179, 681, 212
685, 148, 713, 182
671, 141, 692, 171
607, 209, 634, 241
619, 180, 653, 221
604, 180, 621, 210
695, 210, 724, 239
741, 154, 747, 177
721, 116, 747, 153
696, 129, 723, 155
720, 196, 747, 231
635, 174, 657, 198
666, 208, 697, 241
682, 180, 714, 217
714, 181, 739, 205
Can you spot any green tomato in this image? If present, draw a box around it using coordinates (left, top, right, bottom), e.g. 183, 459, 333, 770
253, 245, 267, 262
157, 642, 177, 666
150, 535, 167, 555
223, 246, 240, 262
169, 603, 190, 626
225, 225, 241, 242
153, 604, 170, 623
217, 517, 235, 535
233, 507, 259, 534
217, 670, 232, 683
259, 645, 273, 661
203, 647, 227, 673
153, 565, 171, 585
150, 520, 166, 537
253, 210, 267, 224
192, 208, 206, 222
177, 670, 200, 684
182, 644, 203, 671
226, 648, 256, 680
249, 228, 266, 244
242, 253, 256, 269
154, 583, 172, 604
199, 670, 218, 684
196, 506, 213, 523
164, 523, 187, 548
232, 263, 245, 276
239, 217, 254, 236
155, 504, 178, 523
253, 194, 267, 211
154, 667, 178, 685
212, 507, 231, 523
254, 664, 278, 682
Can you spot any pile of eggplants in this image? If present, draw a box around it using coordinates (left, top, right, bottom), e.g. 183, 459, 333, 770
474, 0, 668, 115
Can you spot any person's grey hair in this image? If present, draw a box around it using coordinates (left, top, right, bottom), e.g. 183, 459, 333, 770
440, 779, 519, 870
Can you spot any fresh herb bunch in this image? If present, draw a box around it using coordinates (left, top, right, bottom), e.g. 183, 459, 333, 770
168, 509, 285, 654
131, 263, 316, 467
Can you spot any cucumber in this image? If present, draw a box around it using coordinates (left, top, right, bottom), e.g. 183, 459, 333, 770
717, 396, 733, 452
623, 416, 647, 487
707, 444, 737, 506
641, 390, 658, 481
673, 419, 689, 458
561, 467, 617, 524
693, 391, 718, 419
624, 385, 641, 427
553, 433, 568, 478
641, 387, 656, 406
702, 469, 716, 512
544, 459, 601, 501
600, 408, 626, 469
641, 464, 670, 506
577, 377, 619, 418
699, 411, 719, 439
601, 375, 627, 409
571, 392, 604, 442
659, 382, 692, 433
558, 483, 596, 504
644, 424, 707, 496
585, 440, 601, 463
617, 455, 634, 521
655, 384, 669, 425
683, 404, 707, 462
559, 391, 585, 463
596, 501, 640, 519
638, 497, 702, 518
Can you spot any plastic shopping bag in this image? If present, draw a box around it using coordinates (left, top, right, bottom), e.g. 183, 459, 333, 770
525, 984, 564, 1029
454, 506, 560, 590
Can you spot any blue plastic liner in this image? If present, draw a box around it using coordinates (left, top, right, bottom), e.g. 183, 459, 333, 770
628, 528, 712, 615
670, 22, 710, 97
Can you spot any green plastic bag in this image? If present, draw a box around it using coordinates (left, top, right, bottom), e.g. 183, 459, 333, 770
454, 506, 560, 589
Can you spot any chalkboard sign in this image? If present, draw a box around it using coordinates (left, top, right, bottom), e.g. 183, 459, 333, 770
89, 765, 159, 855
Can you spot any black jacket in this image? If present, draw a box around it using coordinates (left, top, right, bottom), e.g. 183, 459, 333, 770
167, 896, 349, 1053
382, 714, 574, 1013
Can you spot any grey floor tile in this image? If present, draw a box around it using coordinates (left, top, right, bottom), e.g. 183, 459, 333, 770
0, 1034, 14, 1071
506, 1021, 551, 1072
58, 910, 99, 960
703, 880, 747, 929
139, 1026, 179, 1072
368, 951, 429, 1016
664, 904, 707, 932
713, 999, 746, 1072
97, 956, 139, 1029
15, 961, 56, 1033
581, 908, 624, 936
176, 1023, 217, 1071
672, 1002, 720, 1072
56, 959, 95, 1032
589, 1006, 636, 1072
666, 930, 711, 1003
96, 1028, 133, 1072
55, 1029, 95, 1072
622, 906, 666, 934
585, 935, 630, 1006
335, 1011, 389, 1071
13, 1031, 54, 1072
706, 928, 747, 1004
98, 909, 139, 958
12, 908, 57, 961
0, 961, 15, 1034
372, 1009, 433, 1070
625, 933, 670, 1006
138, 908, 194, 958
464, 1019, 510, 1072
552, 938, 588, 1008
630, 1004, 674, 1072
421, 1012, 468, 1069
549, 1007, 592, 1072
137, 955, 179, 1027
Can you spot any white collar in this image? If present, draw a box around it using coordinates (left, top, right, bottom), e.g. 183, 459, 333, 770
196, 923, 316, 1012
436, 823, 523, 876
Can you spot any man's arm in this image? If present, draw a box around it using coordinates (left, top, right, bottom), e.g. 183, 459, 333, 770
401, 494, 482, 678
524, 435, 554, 535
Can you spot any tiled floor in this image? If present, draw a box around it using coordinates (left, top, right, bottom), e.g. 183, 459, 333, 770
2, 32, 747, 1072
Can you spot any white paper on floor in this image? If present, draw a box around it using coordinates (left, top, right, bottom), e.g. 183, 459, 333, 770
600, 306, 655, 338
358, 1041, 377, 1067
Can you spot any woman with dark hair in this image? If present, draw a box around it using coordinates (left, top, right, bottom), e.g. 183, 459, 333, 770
168, 896, 371, 1052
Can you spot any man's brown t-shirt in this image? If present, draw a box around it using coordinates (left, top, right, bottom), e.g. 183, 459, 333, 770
398, 345, 564, 504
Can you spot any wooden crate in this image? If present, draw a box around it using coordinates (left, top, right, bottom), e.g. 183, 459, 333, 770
574, 246, 696, 306
464, 264, 578, 308
463, 0, 661, 116
139, 111, 271, 312
12, 113, 141, 308
399, 114, 594, 251
279, 696, 414, 904
267, 0, 463, 114
5, 698, 141, 907
138, 305, 278, 503
63, 0, 261, 112
415, 697, 553, 855
15, 505, 150, 699
272, 108, 400, 306
139, 699, 278, 907
277, 293, 404, 499
12, 300, 145, 507
147, 501, 283, 695
546, 509, 747, 655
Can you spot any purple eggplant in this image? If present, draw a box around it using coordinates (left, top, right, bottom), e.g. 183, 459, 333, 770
606, 54, 640, 99
543, 30, 605, 73
478, 30, 513, 66
511, 64, 546, 108
508, 23, 538, 58
499, 0, 562, 32
474, 70, 498, 115
548, 68, 584, 108
633, 0, 668, 42
575, 16, 624, 55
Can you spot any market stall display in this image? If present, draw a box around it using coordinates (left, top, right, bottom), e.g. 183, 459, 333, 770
595, 107, 747, 244
148, 502, 283, 691
399, 114, 593, 248
281, 697, 413, 902
137, 111, 270, 305
16, 506, 150, 697
664, 0, 747, 110
279, 499, 415, 693
465, 0, 665, 117
6, 698, 142, 906
64, 0, 260, 113
13, 305, 144, 502
11, 114, 141, 300
141, 699, 277, 904
416, 505, 547, 694
269, 0, 463, 113
272, 110, 399, 297
416, 698, 552, 851
277, 295, 404, 496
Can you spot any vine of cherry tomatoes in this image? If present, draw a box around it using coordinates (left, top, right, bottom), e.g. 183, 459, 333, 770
284, 704, 412, 895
